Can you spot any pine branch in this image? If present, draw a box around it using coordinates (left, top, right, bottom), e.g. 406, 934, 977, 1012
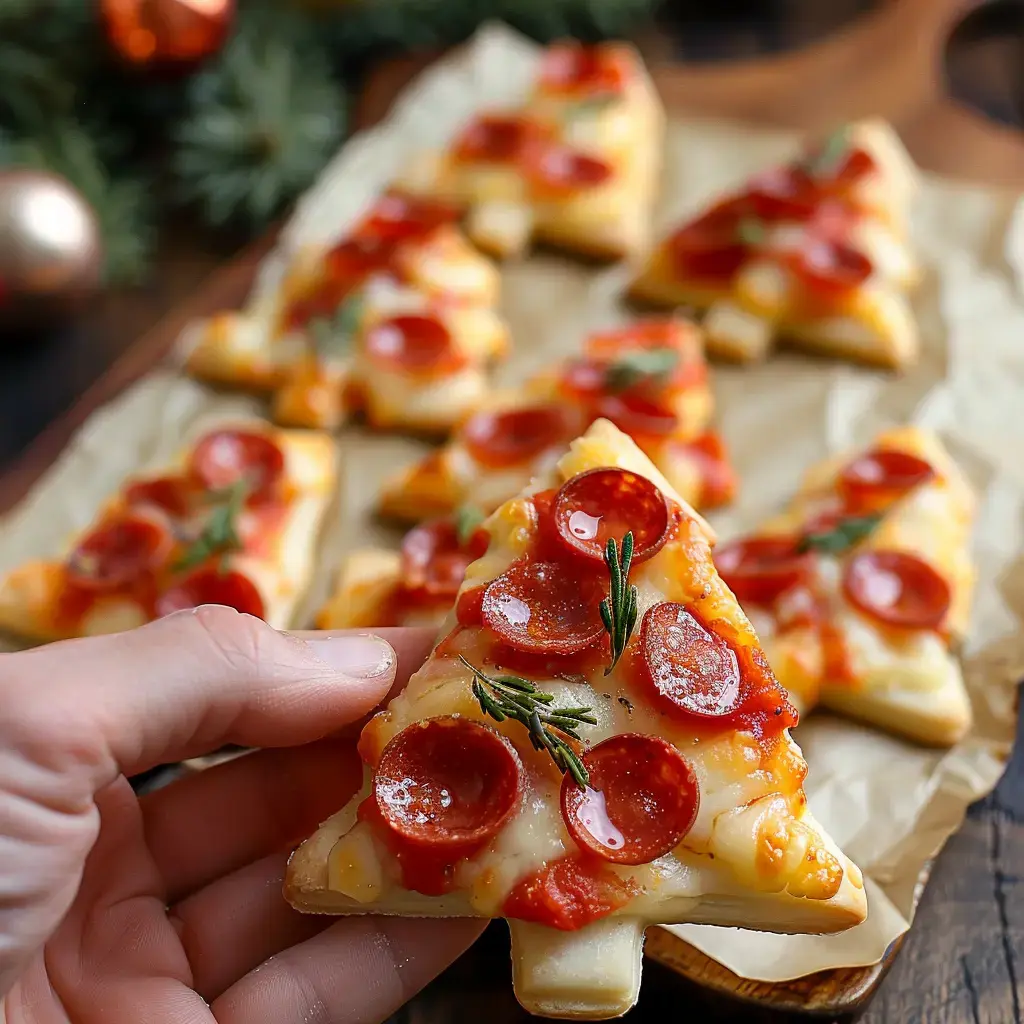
173, 1, 347, 231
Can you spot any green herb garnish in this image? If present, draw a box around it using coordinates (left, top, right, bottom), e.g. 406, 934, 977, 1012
173, 479, 249, 573
461, 655, 596, 788
804, 125, 850, 178
566, 94, 618, 119
309, 291, 365, 360
797, 512, 882, 555
603, 347, 679, 393
454, 504, 486, 546
601, 532, 639, 676
736, 217, 766, 246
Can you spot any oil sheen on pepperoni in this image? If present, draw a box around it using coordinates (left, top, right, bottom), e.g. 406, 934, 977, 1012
839, 448, 935, 507
526, 144, 613, 193
401, 519, 488, 597
560, 733, 699, 865
190, 429, 285, 499
67, 513, 173, 589
843, 550, 951, 630
462, 405, 570, 469
639, 602, 743, 719
155, 567, 266, 619
372, 717, 523, 857
552, 467, 671, 564
715, 536, 813, 605
364, 315, 464, 376
788, 238, 872, 295
481, 558, 605, 654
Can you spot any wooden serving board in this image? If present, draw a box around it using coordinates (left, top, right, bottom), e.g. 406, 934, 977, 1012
5, 2, 1024, 1020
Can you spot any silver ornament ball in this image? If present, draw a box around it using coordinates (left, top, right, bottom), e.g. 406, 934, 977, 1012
0, 170, 103, 304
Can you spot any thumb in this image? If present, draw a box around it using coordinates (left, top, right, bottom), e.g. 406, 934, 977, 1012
0, 604, 398, 790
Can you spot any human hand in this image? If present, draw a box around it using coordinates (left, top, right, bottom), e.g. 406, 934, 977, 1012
0, 607, 487, 1023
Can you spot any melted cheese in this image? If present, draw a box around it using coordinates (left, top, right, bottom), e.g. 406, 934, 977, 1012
467, 200, 535, 257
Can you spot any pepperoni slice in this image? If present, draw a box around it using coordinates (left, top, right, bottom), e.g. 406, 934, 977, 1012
839, 449, 935, 509
189, 429, 285, 500
669, 201, 748, 281
502, 855, 637, 931
552, 468, 671, 564
743, 165, 819, 223
787, 238, 873, 296
481, 558, 606, 655
639, 602, 744, 720
675, 432, 737, 508
807, 145, 877, 188
597, 391, 679, 439
323, 233, 397, 286
67, 513, 173, 589
558, 358, 606, 401
560, 733, 698, 865
363, 192, 459, 243
400, 519, 488, 598
525, 144, 613, 195
364, 315, 465, 377
715, 536, 813, 605
453, 114, 542, 164
538, 43, 631, 97
842, 550, 951, 630
462, 405, 571, 469
372, 717, 523, 857
155, 567, 266, 619
124, 475, 193, 518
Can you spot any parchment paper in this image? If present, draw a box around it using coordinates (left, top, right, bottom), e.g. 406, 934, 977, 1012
2, 23, 1023, 985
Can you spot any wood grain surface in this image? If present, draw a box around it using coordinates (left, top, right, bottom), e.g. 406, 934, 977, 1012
9, 0, 1024, 1020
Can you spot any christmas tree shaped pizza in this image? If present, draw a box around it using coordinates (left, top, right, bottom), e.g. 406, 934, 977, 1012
0, 424, 336, 642
286, 419, 867, 1020
317, 509, 490, 631
185, 191, 510, 432
715, 426, 974, 746
396, 41, 663, 261
629, 120, 921, 369
379, 318, 736, 523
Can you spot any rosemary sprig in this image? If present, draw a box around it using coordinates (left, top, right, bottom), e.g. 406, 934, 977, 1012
173, 479, 249, 573
454, 503, 486, 546
309, 291, 365, 360
601, 532, 639, 676
603, 347, 679, 393
460, 655, 596, 789
803, 125, 849, 178
797, 512, 882, 555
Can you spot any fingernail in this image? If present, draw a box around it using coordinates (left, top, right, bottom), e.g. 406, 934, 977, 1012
305, 635, 396, 681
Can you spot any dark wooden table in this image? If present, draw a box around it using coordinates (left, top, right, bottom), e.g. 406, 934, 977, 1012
4, 1, 1024, 1020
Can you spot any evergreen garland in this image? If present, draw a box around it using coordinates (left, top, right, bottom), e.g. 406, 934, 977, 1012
0, 0, 659, 286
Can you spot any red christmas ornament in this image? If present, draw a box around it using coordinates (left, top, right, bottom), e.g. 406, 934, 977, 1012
101, 0, 234, 68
